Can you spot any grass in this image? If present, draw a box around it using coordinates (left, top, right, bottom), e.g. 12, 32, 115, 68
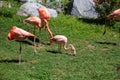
0, 1, 120, 80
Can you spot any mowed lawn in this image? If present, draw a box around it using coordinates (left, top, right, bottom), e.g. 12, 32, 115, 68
0, 1, 120, 80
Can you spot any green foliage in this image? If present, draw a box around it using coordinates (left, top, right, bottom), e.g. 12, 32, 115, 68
0, 7, 15, 17
95, 0, 120, 19
94, 0, 120, 27
94, 2, 110, 19
44, 0, 70, 13
61, 0, 69, 5
0, 1, 22, 17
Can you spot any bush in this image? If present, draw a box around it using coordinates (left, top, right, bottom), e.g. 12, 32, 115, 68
0, 1, 22, 18
0, 8, 15, 17
94, 0, 120, 26
95, 0, 120, 19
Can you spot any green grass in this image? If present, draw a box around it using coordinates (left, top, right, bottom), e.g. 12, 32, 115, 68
0, 1, 120, 80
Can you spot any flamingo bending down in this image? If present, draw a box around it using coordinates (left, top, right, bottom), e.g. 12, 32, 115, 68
24, 16, 41, 33
24, 16, 41, 29
37, 8, 53, 38
8, 26, 37, 64
103, 9, 120, 35
106, 9, 120, 21
47, 35, 76, 56
24, 16, 42, 45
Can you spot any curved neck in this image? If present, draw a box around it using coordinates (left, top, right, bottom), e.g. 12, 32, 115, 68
38, 23, 41, 29
64, 43, 70, 51
64, 44, 75, 51
64, 44, 76, 55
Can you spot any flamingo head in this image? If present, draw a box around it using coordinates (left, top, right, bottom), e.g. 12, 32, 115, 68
8, 26, 16, 40
69, 44, 76, 56
8, 26, 17, 40
8, 32, 14, 40
71, 48, 76, 56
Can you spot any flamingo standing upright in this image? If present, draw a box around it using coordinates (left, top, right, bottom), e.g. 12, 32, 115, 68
8, 26, 37, 64
47, 35, 76, 56
103, 8, 120, 35
37, 8, 53, 38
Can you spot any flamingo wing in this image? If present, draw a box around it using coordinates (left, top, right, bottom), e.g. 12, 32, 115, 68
24, 16, 41, 25
8, 26, 35, 41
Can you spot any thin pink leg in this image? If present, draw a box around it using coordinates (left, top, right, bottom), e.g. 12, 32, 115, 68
44, 19, 53, 38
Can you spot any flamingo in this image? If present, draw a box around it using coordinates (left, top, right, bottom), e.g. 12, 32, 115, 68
103, 9, 120, 35
47, 35, 76, 56
24, 16, 42, 46
106, 9, 120, 21
23, 16, 41, 33
37, 8, 53, 38
8, 26, 37, 64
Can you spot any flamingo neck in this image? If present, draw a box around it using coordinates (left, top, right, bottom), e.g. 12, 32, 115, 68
64, 44, 76, 56
38, 23, 41, 29
64, 43, 70, 51
106, 13, 114, 20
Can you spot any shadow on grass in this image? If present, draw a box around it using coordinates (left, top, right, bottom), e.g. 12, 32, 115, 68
46, 50, 62, 54
16, 40, 33, 45
117, 67, 120, 74
28, 36, 47, 45
0, 59, 26, 63
95, 41, 117, 45
46, 50, 75, 56
28, 36, 40, 43
78, 18, 105, 25
15, 36, 47, 46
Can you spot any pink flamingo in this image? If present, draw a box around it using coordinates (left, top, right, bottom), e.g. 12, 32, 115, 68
8, 26, 37, 64
24, 16, 41, 33
106, 9, 120, 21
24, 16, 42, 46
47, 35, 76, 56
37, 8, 53, 38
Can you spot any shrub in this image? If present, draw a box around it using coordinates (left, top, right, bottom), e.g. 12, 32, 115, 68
95, 0, 120, 19
0, 7, 15, 17
94, 0, 120, 26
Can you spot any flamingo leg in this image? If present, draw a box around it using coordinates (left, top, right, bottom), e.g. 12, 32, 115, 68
41, 21, 45, 29
103, 18, 107, 35
34, 36, 37, 55
119, 28, 120, 38
58, 44, 61, 52
33, 26, 36, 35
38, 28, 42, 46
33, 26, 37, 55
44, 19, 53, 38
19, 42, 22, 64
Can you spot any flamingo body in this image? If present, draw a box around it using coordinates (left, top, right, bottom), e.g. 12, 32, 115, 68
51, 35, 67, 44
8, 26, 37, 64
37, 8, 50, 21
37, 8, 53, 38
48, 35, 76, 56
24, 16, 41, 29
8, 26, 35, 41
